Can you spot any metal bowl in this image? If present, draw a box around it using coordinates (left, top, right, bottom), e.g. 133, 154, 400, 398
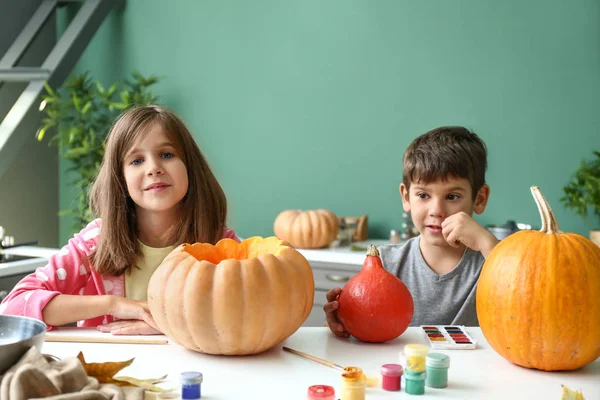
0, 315, 46, 374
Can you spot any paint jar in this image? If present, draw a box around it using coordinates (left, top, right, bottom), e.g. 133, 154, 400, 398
307, 385, 335, 400
403, 344, 429, 373
340, 370, 366, 400
380, 363, 403, 391
404, 370, 426, 395
180, 371, 202, 400
425, 353, 450, 388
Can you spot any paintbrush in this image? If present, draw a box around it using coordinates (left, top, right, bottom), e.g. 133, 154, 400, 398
283, 346, 381, 387
282, 346, 344, 371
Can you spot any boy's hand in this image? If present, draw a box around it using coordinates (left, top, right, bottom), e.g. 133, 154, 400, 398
323, 287, 349, 338
441, 212, 500, 258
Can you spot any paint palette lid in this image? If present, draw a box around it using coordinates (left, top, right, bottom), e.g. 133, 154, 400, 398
380, 363, 403, 376
426, 353, 450, 368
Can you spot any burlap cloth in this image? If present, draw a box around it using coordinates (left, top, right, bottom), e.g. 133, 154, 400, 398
0, 347, 143, 400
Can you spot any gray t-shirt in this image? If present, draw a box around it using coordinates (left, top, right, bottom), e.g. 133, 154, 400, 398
378, 236, 484, 326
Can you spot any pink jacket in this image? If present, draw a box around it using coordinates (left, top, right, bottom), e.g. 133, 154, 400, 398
0, 219, 239, 330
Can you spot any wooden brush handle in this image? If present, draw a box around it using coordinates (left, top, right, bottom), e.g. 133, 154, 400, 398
45, 335, 168, 345
282, 346, 344, 371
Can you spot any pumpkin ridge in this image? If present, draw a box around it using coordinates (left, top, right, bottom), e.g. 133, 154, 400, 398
171, 260, 196, 350
161, 252, 189, 342
188, 260, 217, 353
254, 254, 273, 352
299, 212, 311, 248
279, 253, 301, 345
260, 253, 289, 351
159, 257, 181, 347
281, 247, 315, 323
289, 253, 313, 335
240, 257, 267, 353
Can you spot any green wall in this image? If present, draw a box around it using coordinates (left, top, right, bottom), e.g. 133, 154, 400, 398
60, 0, 600, 243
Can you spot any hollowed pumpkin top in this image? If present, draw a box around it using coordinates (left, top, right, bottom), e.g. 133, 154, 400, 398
181, 237, 289, 264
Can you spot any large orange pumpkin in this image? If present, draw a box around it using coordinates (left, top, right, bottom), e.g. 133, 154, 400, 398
476, 186, 600, 371
147, 236, 315, 355
273, 209, 339, 249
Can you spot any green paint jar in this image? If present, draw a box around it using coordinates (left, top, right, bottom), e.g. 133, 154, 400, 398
425, 353, 450, 388
404, 370, 425, 395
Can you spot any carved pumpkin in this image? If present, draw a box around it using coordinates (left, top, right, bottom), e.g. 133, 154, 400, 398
147, 236, 315, 355
337, 245, 414, 342
274, 209, 339, 249
476, 186, 600, 371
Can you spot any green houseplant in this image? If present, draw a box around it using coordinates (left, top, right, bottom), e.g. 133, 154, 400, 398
561, 151, 600, 246
38, 70, 160, 234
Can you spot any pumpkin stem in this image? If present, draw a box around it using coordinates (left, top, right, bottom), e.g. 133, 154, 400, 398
367, 244, 380, 257
530, 186, 562, 234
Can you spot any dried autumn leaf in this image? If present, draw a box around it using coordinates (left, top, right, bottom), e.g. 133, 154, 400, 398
113, 375, 170, 392
561, 385, 586, 400
77, 352, 134, 383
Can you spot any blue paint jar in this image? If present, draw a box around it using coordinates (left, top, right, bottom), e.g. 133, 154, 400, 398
180, 371, 203, 400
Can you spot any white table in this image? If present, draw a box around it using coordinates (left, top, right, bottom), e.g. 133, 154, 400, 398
42, 327, 600, 399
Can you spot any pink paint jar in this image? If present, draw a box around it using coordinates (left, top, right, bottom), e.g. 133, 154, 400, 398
307, 385, 335, 400
380, 363, 403, 391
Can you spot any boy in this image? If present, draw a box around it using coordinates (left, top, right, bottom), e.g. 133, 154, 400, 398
324, 126, 500, 337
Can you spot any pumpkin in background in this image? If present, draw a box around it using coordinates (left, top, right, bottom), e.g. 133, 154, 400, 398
273, 209, 339, 249
147, 236, 315, 355
337, 245, 414, 342
476, 186, 600, 371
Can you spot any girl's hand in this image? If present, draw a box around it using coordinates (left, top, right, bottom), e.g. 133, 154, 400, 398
97, 320, 162, 335
107, 296, 159, 331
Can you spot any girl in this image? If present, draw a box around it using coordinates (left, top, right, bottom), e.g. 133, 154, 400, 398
0, 105, 238, 335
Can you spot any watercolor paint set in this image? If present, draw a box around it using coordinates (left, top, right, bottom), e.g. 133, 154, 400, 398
420, 325, 477, 350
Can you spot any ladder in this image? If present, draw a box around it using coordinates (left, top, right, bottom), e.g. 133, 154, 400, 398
0, 0, 124, 179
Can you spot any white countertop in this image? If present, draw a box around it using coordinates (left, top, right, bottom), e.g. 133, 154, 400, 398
0, 246, 59, 278
42, 327, 600, 399
297, 239, 392, 266
3, 245, 60, 260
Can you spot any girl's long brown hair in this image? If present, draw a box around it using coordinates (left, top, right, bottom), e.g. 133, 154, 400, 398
89, 105, 228, 276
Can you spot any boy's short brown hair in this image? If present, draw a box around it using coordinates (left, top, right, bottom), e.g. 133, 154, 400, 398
402, 126, 487, 199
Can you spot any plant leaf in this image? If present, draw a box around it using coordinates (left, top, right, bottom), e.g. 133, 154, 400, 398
43, 81, 56, 97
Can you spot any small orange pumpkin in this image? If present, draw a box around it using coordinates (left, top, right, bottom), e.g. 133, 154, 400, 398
476, 186, 600, 371
274, 209, 339, 249
147, 236, 315, 355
